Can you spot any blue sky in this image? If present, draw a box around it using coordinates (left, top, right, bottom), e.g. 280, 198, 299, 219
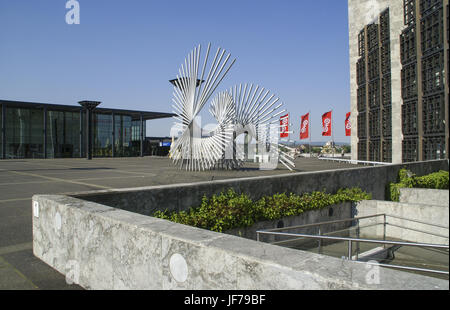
0, 0, 350, 143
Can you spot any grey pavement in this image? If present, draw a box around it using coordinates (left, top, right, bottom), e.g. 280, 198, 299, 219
0, 156, 359, 290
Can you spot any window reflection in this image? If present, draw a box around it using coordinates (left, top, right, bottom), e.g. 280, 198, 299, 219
0, 105, 2, 157
6, 108, 44, 159
1, 105, 146, 159
47, 111, 80, 158
94, 113, 112, 157
113, 115, 134, 157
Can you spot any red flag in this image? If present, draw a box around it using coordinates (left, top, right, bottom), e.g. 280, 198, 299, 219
300, 113, 309, 140
322, 111, 332, 136
345, 112, 351, 136
280, 114, 289, 138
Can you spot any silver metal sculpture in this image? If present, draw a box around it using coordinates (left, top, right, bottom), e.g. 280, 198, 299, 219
170, 44, 295, 171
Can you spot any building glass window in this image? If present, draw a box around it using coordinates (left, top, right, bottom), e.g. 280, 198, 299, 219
94, 113, 113, 157
80, 110, 85, 158
423, 135, 445, 160
0, 103, 163, 160
114, 114, 123, 157
403, 137, 419, 162
132, 120, 140, 142
6, 108, 44, 159
382, 139, 392, 163
112, 114, 134, 157
47, 110, 80, 158
131, 119, 144, 156
0, 105, 2, 157
65, 111, 81, 158
123, 116, 133, 156
356, 9, 392, 164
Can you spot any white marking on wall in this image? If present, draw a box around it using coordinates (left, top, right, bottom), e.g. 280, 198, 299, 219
55, 212, 62, 232
33, 201, 39, 218
169, 253, 188, 283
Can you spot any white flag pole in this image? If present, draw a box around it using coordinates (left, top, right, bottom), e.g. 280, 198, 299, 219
288, 112, 291, 142
309, 110, 312, 158
331, 109, 335, 158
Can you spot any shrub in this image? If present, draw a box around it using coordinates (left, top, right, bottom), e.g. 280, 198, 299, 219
153, 188, 371, 232
387, 169, 449, 201
415, 170, 449, 189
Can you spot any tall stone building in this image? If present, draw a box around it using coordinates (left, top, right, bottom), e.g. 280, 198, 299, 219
349, 0, 449, 163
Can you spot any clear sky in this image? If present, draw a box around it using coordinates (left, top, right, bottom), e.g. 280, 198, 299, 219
0, 0, 350, 143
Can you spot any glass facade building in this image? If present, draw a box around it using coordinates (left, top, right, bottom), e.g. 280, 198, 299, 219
0, 100, 174, 160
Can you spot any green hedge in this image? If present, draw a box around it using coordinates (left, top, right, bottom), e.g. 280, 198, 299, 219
387, 169, 449, 202
153, 188, 371, 233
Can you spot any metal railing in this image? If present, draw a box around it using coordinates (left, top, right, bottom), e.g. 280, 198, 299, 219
318, 157, 391, 166
256, 214, 449, 276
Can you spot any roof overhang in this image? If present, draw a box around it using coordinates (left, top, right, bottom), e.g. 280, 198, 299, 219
0, 99, 176, 121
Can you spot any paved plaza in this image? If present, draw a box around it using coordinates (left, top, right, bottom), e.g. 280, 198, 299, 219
0, 156, 359, 290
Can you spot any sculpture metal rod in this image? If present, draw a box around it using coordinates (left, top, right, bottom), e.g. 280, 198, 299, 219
170, 44, 295, 171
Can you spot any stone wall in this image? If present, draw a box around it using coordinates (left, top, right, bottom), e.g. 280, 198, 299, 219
225, 203, 352, 242
32, 194, 448, 290
71, 160, 448, 216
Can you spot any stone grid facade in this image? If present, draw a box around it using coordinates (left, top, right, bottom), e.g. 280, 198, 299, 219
349, 0, 404, 164
349, 0, 450, 164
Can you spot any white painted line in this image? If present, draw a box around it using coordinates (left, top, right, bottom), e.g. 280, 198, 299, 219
0, 242, 33, 256
0, 198, 33, 203
8, 170, 112, 190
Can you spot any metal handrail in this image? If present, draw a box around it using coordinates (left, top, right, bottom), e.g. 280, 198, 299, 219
318, 157, 391, 166
270, 223, 382, 246
262, 214, 384, 233
256, 230, 449, 249
259, 214, 449, 235
350, 260, 449, 276
256, 214, 449, 275
256, 230, 449, 275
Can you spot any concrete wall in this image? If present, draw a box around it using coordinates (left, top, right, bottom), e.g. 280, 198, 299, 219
356, 200, 449, 244
71, 160, 448, 216
225, 203, 353, 242
32, 194, 448, 290
399, 188, 449, 207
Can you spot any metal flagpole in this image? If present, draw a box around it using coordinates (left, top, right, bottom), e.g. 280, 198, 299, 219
309, 110, 312, 158
331, 109, 335, 158
288, 112, 291, 146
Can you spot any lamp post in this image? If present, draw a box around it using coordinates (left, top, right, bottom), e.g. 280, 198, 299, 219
78, 101, 101, 160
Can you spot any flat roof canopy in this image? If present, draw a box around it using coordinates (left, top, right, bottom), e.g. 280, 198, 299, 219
0, 99, 176, 121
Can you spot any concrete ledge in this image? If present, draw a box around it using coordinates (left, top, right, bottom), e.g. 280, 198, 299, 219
32, 194, 448, 290
399, 188, 449, 207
